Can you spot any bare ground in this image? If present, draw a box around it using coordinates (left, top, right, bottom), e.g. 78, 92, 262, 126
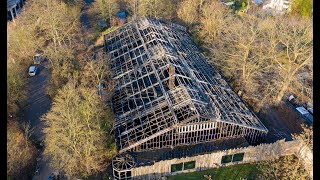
258, 102, 305, 143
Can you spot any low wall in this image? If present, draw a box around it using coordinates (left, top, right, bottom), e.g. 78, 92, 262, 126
132, 139, 313, 179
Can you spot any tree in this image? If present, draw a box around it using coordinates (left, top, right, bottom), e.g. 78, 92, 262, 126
128, 0, 176, 21
31, 0, 81, 48
7, 2, 44, 65
81, 51, 115, 92
7, 2, 47, 114
291, 0, 313, 17
45, 44, 80, 98
177, 0, 200, 26
258, 155, 309, 180
153, 0, 176, 21
7, 61, 27, 115
7, 120, 37, 179
8, 0, 84, 99
292, 124, 313, 151
97, 0, 119, 22
126, 0, 138, 17
199, 0, 232, 42
202, 12, 312, 110
271, 17, 312, 103
211, 15, 261, 84
207, 15, 273, 109
42, 82, 116, 177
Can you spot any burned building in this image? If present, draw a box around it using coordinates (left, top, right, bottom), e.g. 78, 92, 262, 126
104, 18, 268, 179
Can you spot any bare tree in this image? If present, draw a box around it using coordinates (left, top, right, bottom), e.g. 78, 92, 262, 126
97, 0, 119, 22
177, 0, 200, 26
42, 82, 116, 177
81, 51, 113, 88
32, 0, 81, 48
203, 12, 312, 110
7, 120, 37, 178
45, 45, 79, 98
199, 0, 232, 42
127, 0, 176, 21
292, 124, 313, 151
7, 3, 40, 115
7, 61, 28, 115
208, 15, 273, 109
7, 7, 44, 64
258, 155, 309, 180
8, 0, 83, 99
271, 17, 312, 104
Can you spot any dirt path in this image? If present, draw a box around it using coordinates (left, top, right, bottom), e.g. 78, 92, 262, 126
23, 0, 97, 179
22, 62, 54, 180
259, 102, 305, 143
80, 0, 96, 47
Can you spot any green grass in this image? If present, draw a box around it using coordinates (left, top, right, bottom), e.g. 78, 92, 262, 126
291, 0, 313, 17
167, 163, 261, 180
102, 26, 119, 35
94, 26, 120, 46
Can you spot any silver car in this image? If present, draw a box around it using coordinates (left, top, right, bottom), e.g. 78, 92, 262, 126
29, 66, 37, 76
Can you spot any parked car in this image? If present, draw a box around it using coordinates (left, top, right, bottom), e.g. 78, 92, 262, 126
287, 95, 313, 124
28, 65, 37, 76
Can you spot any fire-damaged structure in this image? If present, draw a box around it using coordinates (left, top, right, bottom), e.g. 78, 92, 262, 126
104, 18, 268, 179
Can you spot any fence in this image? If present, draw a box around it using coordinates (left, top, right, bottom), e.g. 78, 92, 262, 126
132, 139, 313, 179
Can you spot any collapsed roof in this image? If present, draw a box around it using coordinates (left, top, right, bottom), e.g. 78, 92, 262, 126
104, 17, 268, 154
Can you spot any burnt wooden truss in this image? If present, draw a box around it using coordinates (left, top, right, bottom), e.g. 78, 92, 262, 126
104, 17, 268, 179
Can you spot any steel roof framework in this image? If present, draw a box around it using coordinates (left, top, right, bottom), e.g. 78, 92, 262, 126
104, 17, 268, 179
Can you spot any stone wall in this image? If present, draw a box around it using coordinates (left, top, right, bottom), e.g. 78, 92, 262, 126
131, 139, 313, 179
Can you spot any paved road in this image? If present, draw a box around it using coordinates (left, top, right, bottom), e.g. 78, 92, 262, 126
22, 64, 54, 180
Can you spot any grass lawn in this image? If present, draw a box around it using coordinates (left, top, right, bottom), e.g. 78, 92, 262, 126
167, 163, 261, 180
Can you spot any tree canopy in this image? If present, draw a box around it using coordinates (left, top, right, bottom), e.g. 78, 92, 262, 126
179, 0, 313, 111
42, 82, 116, 177
258, 155, 309, 180
291, 0, 313, 17
7, 120, 37, 179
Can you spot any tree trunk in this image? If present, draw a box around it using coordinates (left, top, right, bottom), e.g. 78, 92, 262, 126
10, 9, 14, 22
199, 0, 203, 11
276, 79, 291, 104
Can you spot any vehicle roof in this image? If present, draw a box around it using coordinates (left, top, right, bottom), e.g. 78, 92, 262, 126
29, 66, 36, 71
